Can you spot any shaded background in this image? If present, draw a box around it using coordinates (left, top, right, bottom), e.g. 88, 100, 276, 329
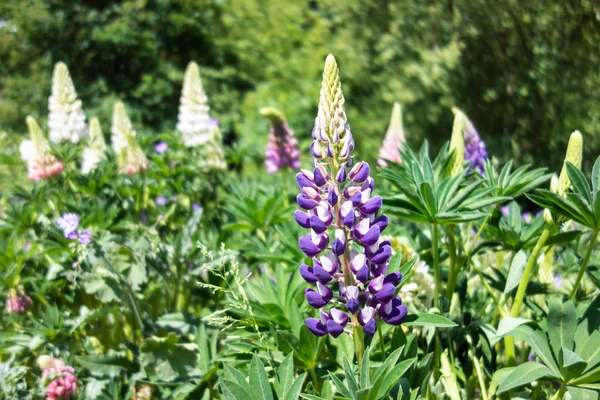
1, 0, 599, 173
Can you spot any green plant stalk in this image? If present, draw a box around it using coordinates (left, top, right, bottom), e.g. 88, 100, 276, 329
552, 384, 566, 400
445, 227, 459, 298
377, 323, 386, 360
510, 227, 552, 317
99, 252, 145, 340
569, 229, 599, 301
432, 223, 440, 308
353, 324, 365, 366
309, 366, 321, 394
468, 346, 488, 400
505, 226, 552, 365
469, 212, 492, 253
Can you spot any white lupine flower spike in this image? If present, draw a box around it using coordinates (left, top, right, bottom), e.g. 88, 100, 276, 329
111, 101, 135, 154
177, 61, 214, 147
81, 117, 107, 174
48, 62, 87, 143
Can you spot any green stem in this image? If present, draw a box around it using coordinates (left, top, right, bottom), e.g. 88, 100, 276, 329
468, 344, 488, 399
446, 227, 459, 298
99, 252, 145, 339
432, 223, 440, 308
469, 213, 492, 254
510, 227, 552, 317
353, 324, 365, 366
309, 367, 321, 395
552, 384, 566, 400
505, 227, 552, 366
569, 230, 599, 301
377, 323, 386, 360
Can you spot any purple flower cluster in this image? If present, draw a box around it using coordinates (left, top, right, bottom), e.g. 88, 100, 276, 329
39, 357, 77, 400
295, 55, 407, 338
262, 108, 301, 173
57, 213, 91, 245
155, 141, 168, 154
6, 289, 32, 314
463, 117, 488, 174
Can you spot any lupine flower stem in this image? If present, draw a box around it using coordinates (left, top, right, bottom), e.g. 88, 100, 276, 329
510, 227, 552, 317
505, 226, 552, 365
445, 227, 459, 299
569, 229, 599, 301
99, 252, 144, 341
467, 335, 488, 400
432, 223, 440, 308
377, 322, 386, 359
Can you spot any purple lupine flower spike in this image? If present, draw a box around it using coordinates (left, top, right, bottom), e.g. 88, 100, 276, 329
461, 111, 488, 174
296, 55, 407, 338
261, 107, 301, 173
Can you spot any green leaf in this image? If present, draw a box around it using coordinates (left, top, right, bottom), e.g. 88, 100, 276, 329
504, 250, 526, 294
76, 355, 138, 378
276, 353, 294, 399
139, 333, 200, 382
285, 374, 306, 400
567, 386, 599, 400
561, 347, 587, 380
546, 230, 582, 246
496, 324, 561, 377
220, 379, 251, 400
360, 347, 371, 388
84, 274, 121, 303
566, 162, 592, 204
592, 157, 600, 199
343, 355, 359, 393
418, 182, 437, 218
497, 362, 554, 393
328, 372, 352, 399
494, 317, 531, 342
548, 299, 577, 356
249, 355, 274, 400
404, 313, 457, 328
375, 358, 416, 399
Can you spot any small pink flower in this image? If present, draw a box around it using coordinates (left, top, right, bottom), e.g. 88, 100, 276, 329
6, 289, 32, 314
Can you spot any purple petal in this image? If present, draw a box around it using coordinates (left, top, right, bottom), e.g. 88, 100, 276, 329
294, 210, 311, 228
299, 236, 322, 257
296, 172, 316, 189
328, 190, 338, 206
346, 298, 359, 314
305, 288, 329, 308
326, 320, 344, 338
383, 272, 403, 286
310, 215, 328, 234
364, 318, 377, 336
356, 265, 369, 283
372, 215, 389, 232
359, 225, 380, 246
297, 194, 318, 210
370, 245, 392, 265
374, 283, 396, 303
306, 318, 328, 336
360, 196, 382, 214
313, 265, 333, 283
300, 264, 317, 284
349, 162, 370, 183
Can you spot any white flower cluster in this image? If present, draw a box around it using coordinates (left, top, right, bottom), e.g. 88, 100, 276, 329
48, 62, 87, 143
176, 62, 214, 147
81, 117, 106, 174
111, 101, 136, 154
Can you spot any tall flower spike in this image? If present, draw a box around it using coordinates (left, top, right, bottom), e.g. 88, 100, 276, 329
118, 128, 149, 175
557, 130, 583, 196
81, 117, 107, 174
111, 101, 135, 154
177, 61, 213, 147
48, 62, 87, 143
461, 111, 488, 174
378, 102, 405, 167
21, 116, 64, 181
300, 55, 406, 339
261, 107, 301, 173
449, 107, 466, 177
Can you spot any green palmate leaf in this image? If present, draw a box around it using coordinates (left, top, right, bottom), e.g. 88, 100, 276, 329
504, 250, 527, 294
567, 386, 599, 400
360, 347, 371, 388
592, 157, 600, 198
418, 182, 437, 218
566, 162, 593, 204
375, 358, 417, 399
496, 324, 561, 377
547, 299, 577, 356
285, 374, 306, 400
249, 355, 274, 400
328, 371, 352, 398
446, 180, 483, 211
220, 379, 251, 400
371, 346, 404, 384
495, 317, 531, 341
139, 333, 200, 382
546, 230, 582, 246
224, 365, 249, 389
561, 347, 587, 380
404, 313, 457, 328
497, 362, 555, 393
276, 353, 294, 399
343, 355, 359, 393
76, 355, 138, 378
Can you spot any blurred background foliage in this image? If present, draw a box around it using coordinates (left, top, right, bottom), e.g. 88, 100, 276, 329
1, 0, 600, 174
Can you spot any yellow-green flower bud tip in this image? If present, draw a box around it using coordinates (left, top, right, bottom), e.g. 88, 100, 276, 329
318, 54, 346, 141
538, 247, 554, 284
26, 115, 48, 155
557, 130, 583, 196
260, 107, 286, 126
449, 107, 466, 177
37, 355, 54, 370
88, 117, 105, 149
544, 174, 560, 224
389, 102, 403, 134
51, 62, 78, 104
181, 61, 206, 103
